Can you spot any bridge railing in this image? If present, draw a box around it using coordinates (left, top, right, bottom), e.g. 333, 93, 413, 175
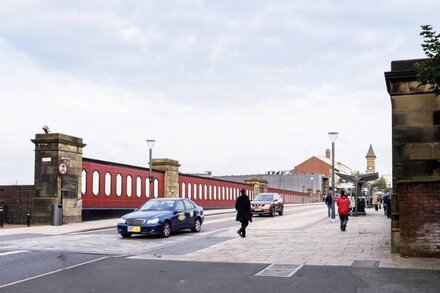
178, 174, 254, 208
81, 158, 165, 208
267, 187, 320, 204
81, 158, 320, 210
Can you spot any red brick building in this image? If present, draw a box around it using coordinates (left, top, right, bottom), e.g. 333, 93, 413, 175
292, 150, 352, 194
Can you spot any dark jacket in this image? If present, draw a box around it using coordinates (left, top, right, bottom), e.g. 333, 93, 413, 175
235, 194, 252, 222
325, 194, 332, 206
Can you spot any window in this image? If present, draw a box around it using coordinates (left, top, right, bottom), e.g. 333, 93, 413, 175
154, 179, 159, 198
193, 184, 197, 199
116, 174, 122, 196
105, 173, 111, 196
183, 199, 195, 209
136, 176, 141, 197
81, 170, 87, 195
175, 200, 185, 211
181, 182, 186, 198
92, 171, 100, 196
126, 175, 132, 197
145, 179, 150, 198
188, 183, 192, 199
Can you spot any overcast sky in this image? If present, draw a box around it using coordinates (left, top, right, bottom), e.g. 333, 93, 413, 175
1, 0, 439, 185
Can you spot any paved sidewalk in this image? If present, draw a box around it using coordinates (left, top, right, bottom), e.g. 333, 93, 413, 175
133, 207, 440, 271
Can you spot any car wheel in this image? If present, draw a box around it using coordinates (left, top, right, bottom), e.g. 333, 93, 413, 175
270, 207, 276, 217
120, 233, 132, 238
191, 218, 202, 232
161, 221, 171, 238
279, 207, 284, 216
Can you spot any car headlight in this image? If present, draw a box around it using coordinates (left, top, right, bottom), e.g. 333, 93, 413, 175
118, 217, 127, 224
147, 218, 160, 224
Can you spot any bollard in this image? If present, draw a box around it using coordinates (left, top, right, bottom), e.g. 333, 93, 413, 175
26, 210, 31, 227
0, 204, 4, 227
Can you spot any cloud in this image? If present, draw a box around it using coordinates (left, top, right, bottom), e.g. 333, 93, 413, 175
1, 0, 440, 185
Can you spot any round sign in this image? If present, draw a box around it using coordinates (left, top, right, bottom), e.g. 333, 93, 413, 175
58, 162, 68, 175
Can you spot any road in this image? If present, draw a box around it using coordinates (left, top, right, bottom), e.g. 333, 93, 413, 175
1, 204, 439, 292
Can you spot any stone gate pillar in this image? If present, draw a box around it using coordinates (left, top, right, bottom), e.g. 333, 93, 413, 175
245, 178, 268, 196
152, 158, 180, 197
31, 133, 86, 224
385, 59, 440, 257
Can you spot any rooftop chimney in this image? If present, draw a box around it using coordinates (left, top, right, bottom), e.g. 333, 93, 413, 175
325, 149, 331, 159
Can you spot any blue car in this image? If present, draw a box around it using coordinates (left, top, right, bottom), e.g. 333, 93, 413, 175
117, 198, 204, 238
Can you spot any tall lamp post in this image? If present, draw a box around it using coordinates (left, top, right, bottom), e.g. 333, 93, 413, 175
147, 139, 156, 185
328, 132, 338, 219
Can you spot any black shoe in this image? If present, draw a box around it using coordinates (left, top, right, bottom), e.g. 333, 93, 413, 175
237, 230, 241, 237
241, 234, 246, 238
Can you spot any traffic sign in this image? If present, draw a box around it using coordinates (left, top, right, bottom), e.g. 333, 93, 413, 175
58, 162, 68, 175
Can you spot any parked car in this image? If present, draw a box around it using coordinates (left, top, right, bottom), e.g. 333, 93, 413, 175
251, 193, 284, 216
117, 198, 204, 238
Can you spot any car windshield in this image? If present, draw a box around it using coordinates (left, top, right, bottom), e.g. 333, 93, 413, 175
140, 200, 175, 211
254, 194, 273, 201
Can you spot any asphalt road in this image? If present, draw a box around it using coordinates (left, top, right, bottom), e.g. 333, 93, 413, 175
2, 258, 439, 293
1, 205, 439, 292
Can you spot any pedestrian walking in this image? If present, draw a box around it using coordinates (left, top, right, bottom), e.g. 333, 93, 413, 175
324, 192, 332, 217
372, 192, 379, 211
337, 190, 351, 232
383, 194, 391, 218
235, 189, 252, 238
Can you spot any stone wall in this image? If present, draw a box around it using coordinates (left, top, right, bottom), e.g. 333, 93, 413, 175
385, 58, 440, 257
398, 180, 440, 257
0, 185, 34, 224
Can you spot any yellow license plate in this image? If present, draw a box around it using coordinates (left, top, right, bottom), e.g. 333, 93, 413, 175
128, 226, 141, 233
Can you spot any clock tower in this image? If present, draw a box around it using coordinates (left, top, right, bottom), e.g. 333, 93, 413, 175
365, 144, 376, 173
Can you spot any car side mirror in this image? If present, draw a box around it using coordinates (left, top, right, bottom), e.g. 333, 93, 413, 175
174, 209, 183, 214
133, 208, 139, 212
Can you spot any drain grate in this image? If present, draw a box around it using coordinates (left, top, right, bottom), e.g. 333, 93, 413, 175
352, 260, 379, 268
255, 264, 303, 277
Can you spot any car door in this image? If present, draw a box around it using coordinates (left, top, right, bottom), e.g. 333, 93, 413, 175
172, 200, 186, 231
274, 194, 282, 212
183, 199, 197, 229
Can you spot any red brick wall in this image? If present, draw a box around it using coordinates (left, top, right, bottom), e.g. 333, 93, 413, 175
398, 180, 440, 257
294, 157, 330, 176
0, 185, 34, 224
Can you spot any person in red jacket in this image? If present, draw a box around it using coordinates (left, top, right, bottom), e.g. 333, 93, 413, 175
337, 190, 351, 231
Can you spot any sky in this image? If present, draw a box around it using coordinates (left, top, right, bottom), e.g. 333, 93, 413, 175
1, 0, 439, 185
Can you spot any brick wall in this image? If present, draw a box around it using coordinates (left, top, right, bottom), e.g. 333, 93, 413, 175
0, 185, 34, 224
398, 180, 440, 257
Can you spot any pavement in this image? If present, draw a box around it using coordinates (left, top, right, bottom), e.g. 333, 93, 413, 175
1, 205, 439, 271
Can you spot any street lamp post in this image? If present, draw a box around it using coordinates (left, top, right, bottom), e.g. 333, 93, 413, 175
146, 139, 155, 197
328, 132, 338, 219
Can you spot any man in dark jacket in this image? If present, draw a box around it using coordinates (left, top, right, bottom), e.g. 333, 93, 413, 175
324, 192, 332, 217
235, 189, 252, 238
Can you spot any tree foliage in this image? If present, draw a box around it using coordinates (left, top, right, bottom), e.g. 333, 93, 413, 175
414, 25, 440, 95
376, 176, 387, 190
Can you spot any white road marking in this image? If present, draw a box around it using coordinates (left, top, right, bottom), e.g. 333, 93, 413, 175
0, 250, 28, 256
0, 256, 108, 289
